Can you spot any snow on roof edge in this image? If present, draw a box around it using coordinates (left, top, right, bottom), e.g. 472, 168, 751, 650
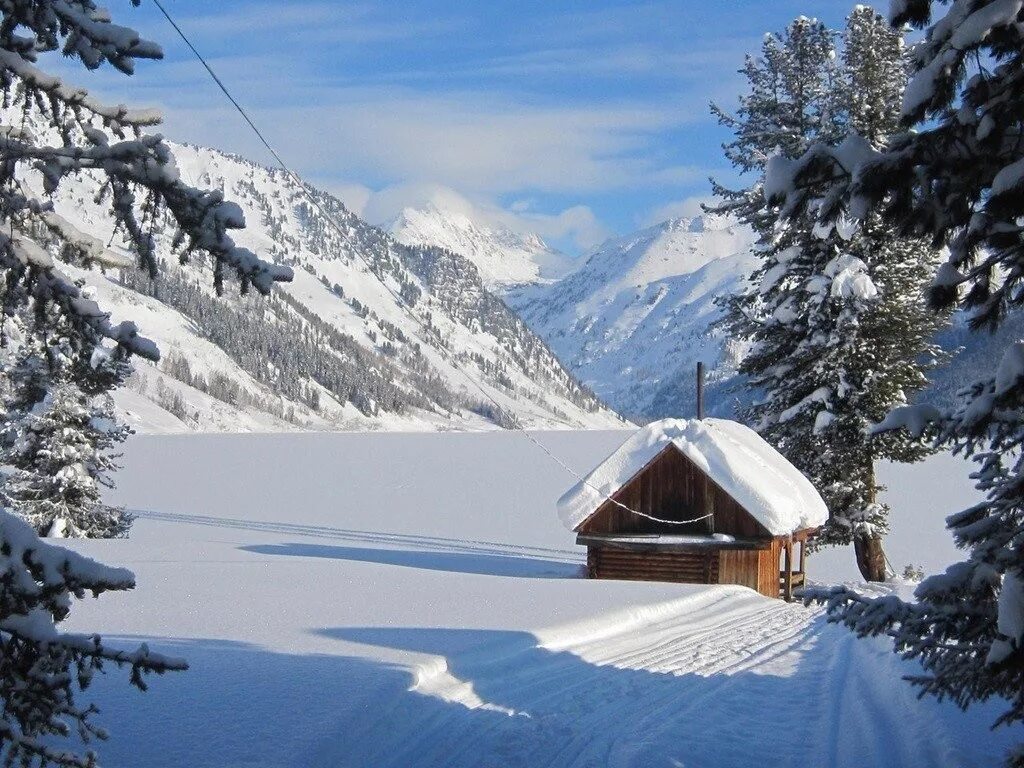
557, 418, 828, 536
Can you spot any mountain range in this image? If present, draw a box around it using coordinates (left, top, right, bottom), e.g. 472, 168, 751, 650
32, 117, 996, 434
387, 206, 1002, 423
21, 120, 624, 433
392, 213, 758, 421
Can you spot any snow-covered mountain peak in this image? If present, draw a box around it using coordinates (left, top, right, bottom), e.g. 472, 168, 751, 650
551, 215, 752, 308
387, 204, 574, 292
507, 215, 756, 420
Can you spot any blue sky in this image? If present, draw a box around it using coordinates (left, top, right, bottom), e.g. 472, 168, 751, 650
65, 0, 855, 253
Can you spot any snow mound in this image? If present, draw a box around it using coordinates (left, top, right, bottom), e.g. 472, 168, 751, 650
557, 418, 829, 535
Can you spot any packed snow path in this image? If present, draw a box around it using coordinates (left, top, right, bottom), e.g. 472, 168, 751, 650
62, 432, 1014, 767
335, 589, 978, 768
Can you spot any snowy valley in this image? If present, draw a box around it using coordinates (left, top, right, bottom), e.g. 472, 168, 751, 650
391, 209, 758, 421
397, 206, 1010, 424
3, 1, 1021, 767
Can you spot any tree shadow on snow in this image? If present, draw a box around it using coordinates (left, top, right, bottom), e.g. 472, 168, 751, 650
238, 541, 583, 579
135, 508, 580, 561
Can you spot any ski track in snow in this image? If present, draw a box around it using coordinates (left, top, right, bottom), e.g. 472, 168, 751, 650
340, 591, 966, 768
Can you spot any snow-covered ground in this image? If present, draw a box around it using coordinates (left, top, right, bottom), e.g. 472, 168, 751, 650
60, 431, 1016, 767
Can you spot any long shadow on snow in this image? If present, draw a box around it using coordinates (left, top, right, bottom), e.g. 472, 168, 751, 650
76, 627, 1014, 768
135, 508, 580, 560
239, 541, 583, 578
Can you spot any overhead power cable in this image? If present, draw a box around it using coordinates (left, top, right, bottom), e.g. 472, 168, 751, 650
149, 0, 711, 528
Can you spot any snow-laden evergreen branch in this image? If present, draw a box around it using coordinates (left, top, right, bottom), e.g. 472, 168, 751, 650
0, 509, 186, 767
0, 0, 292, 367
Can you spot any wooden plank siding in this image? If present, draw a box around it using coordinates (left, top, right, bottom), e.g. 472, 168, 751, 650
589, 542, 784, 598
587, 547, 720, 585
718, 548, 759, 593
576, 445, 773, 539
761, 538, 785, 598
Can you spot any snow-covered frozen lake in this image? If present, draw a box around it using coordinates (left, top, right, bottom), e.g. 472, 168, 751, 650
61, 431, 1016, 767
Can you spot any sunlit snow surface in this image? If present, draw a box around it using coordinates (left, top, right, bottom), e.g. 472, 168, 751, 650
58, 431, 1018, 767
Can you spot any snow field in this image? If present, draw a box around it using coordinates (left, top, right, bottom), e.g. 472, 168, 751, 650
56, 431, 1019, 766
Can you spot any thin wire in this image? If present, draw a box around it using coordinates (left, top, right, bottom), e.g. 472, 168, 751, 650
150, 0, 711, 528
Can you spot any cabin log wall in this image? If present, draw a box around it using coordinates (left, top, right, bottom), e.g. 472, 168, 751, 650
576, 445, 812, 599
718, 548, 759, 592
587, 547, 720, 585
761, 538, 785, 598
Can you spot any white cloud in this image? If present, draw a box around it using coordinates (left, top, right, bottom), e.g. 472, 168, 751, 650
344, 182, 609, 251
512, 205, 610, 251
37, 3, 732, 254
257, 90, 696, 195
63, 50, 703, 198
325, 182, 373, 216
641, 195, 714, 227
174, 2, 461, 45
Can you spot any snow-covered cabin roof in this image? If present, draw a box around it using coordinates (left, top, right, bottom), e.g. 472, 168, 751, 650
557, 418, 828, 536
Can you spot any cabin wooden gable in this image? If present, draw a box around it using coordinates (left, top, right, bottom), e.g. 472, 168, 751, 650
575, 444, 774, 539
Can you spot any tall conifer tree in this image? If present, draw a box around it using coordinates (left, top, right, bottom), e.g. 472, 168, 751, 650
714, 8, 942, 580
0, 1, 289, 763
766, 1, 1024, 758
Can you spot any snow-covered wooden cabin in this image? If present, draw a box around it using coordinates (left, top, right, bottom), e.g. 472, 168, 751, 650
558, 418, 828, 600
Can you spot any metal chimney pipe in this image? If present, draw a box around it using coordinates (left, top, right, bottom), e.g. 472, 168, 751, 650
696, 361, 704, 420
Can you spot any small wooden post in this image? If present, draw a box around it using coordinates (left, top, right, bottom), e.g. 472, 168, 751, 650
798, 539, 806, 577
696, 361, 705, 420
783, 540, 793, 601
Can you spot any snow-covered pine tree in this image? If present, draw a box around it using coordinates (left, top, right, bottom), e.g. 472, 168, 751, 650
5, 377, 131, 538
764, 1, 1024, 760
803, 7, 945, 575
0, 508, 186, 766
710, 17, 843, 233
1, 322, 49, 425
2, 292, 134, 538
713, 8, 942, 581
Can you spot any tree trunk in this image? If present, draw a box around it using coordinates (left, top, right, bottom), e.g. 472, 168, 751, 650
854, 458, 887, 582
854, 531, 887, 582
